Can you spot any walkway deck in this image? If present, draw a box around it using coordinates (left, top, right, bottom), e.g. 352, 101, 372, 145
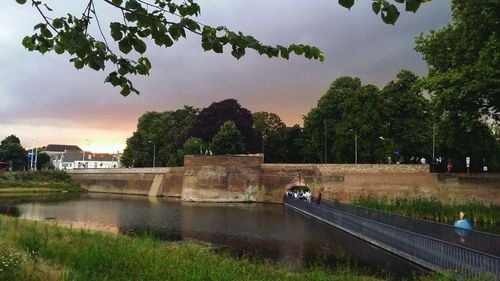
284, 197, 500, 280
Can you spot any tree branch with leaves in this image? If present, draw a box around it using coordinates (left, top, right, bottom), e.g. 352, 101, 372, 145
15, 0, 430, 96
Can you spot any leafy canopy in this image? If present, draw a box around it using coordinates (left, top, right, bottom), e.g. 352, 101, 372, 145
415, 0, 500, 171
16, 0, 430, 96
120, 106, 197, 167
0, 135, 27, 171
210, 121, 245, 155
177, 99, 258, 153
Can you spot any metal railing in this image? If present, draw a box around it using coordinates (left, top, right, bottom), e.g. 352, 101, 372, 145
317, 198, 500, 256
284, 197, 500, 280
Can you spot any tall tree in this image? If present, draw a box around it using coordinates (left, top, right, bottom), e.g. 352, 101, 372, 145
262, 125, 306, 163
36, 152, 51, 169
174, 137, 206, 166
382, 70, 431, 162
15, 0, 429, 95
179, 99, 258, 153
252, 112, 286, 139
0, 135, 26, 171
210, 121, 245, 155
252, 111, 287, 159
304, 77, 386, 163
415, 0, 500, 171
121, 106, 198, 167
415, 1, 499, 121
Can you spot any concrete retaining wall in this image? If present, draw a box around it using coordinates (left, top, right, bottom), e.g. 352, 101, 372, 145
67, 155, 500, 205
68, 168, 184, 197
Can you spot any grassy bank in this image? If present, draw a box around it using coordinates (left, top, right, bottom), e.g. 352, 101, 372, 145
0, 170, 84, 193
0, 216, 465, 281
353, 196, 499, 234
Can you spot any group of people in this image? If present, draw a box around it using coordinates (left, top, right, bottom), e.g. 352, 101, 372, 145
389, 155, 427, 165
286, 189, 323, 204
286, 190, 312, 203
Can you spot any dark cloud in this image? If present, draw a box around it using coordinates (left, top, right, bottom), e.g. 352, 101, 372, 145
0, 0, 452, 148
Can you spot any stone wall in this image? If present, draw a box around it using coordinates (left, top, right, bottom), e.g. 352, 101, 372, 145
67, 156, 500, 205
181, 155, 263, 202
260, 164, 500, 205
68, 168, 184, 197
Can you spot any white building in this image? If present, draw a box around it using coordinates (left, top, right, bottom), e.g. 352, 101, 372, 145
42, 144, 120, 170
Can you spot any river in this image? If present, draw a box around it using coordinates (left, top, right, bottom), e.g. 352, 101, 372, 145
0, 193, 427, 279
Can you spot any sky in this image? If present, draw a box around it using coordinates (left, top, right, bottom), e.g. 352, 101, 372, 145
0, 0, 452, 153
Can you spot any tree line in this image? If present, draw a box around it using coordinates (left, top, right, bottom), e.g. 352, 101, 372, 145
122, 1, 500, 172
123, 1, 498, 171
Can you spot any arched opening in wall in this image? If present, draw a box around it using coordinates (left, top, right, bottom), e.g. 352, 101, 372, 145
287, 185, 310, 192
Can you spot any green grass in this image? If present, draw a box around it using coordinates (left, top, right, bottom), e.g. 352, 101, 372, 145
0, 215, 471, 281
0, 170, 84, 192
352, 196, 500, 234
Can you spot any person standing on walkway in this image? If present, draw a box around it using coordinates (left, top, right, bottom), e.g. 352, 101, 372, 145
447, 161, 453, 174
316, 190, 322, 205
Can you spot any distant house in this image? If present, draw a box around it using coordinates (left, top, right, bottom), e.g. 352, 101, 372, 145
42, 144, 120, 170
42, 144, 83, 169
72, 152, 120, 169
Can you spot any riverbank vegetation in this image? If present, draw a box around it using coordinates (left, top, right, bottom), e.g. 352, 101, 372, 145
0, 170, 83, 193
0, 215, 470, 281
353, 196, 499, 234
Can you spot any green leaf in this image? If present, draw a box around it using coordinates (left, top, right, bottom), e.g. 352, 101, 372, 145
213, 42, 223, 53
16, 0, 27, 4
111, 30, 123, 41
201, 40, 212, 51
112, 0, 123, 5
118, 38, 132, 54
161, 35, 173, 47
74, 60, 84, 69
120, 84, 131, 96
124, 12, 137, 22
52, 18, 64, 29
138, 57, 151, 70
22, 36, 34, 49
405, 0, 421, 13
338, 0, 355, 10
372, 2, 381, 15
54, 44, 65, 54
105, 72, 120, 86
40, 27, 53, 38
381, 4, 400, 25
133, 39, 147, 54
34, 23, 45, 30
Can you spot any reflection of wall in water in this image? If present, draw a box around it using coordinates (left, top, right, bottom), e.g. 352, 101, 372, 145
179, 202, 306, 267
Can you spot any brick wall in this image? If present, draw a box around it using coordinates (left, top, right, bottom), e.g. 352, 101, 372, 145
181, 155, 263, 202
67, 156, 500, 205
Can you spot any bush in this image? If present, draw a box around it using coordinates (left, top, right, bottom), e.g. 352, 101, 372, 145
1, 170, 72, 182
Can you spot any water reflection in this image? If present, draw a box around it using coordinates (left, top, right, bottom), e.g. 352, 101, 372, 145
0, 193, 426, 279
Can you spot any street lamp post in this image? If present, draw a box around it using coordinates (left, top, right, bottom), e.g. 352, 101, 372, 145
355, 131, 358, 164
432, 123, 436, 162
348, 129, 358, 164
148, 141, 156, 168
324, 119, 327, 163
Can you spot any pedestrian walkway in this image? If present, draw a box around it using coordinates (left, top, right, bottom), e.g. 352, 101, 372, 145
284, 197, 500, 279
